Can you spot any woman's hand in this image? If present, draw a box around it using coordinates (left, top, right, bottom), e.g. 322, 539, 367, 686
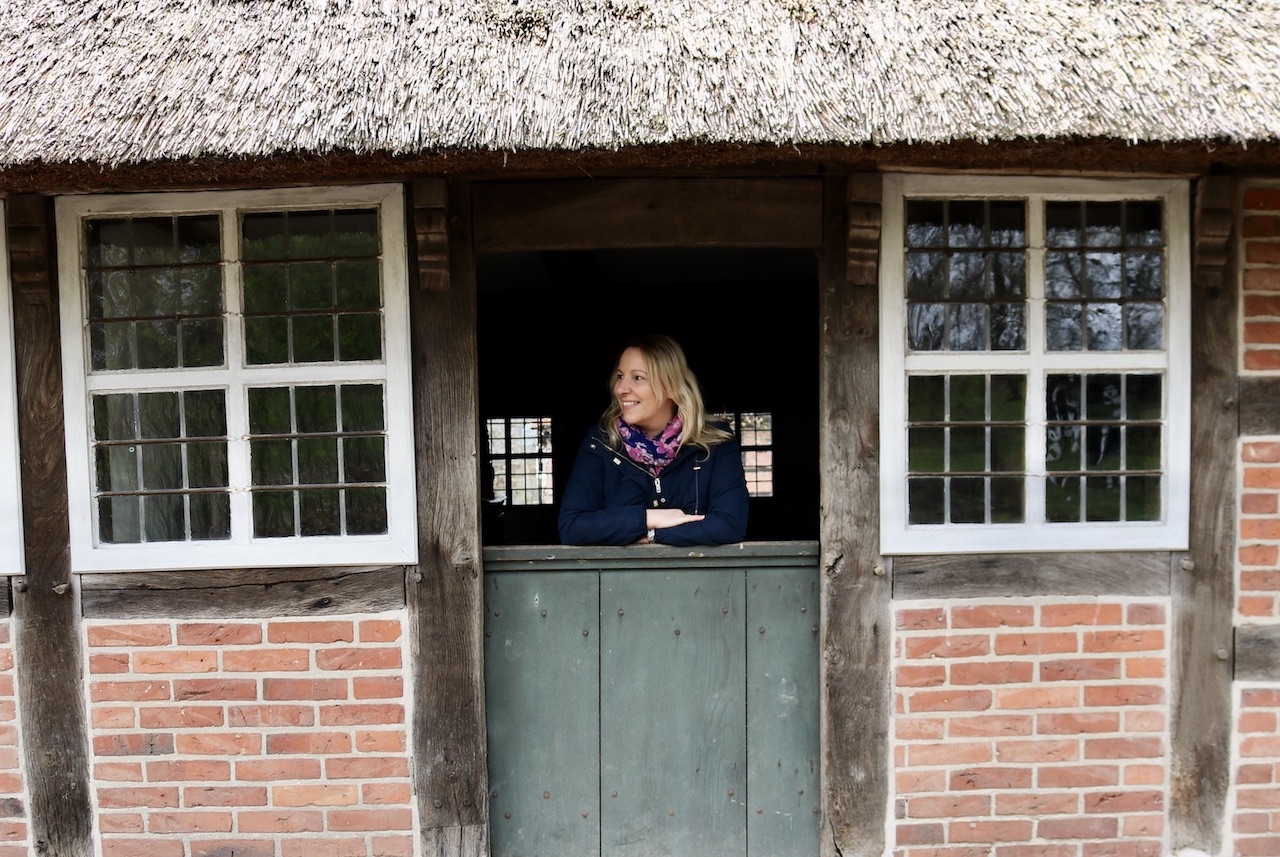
647, 508, 705, 529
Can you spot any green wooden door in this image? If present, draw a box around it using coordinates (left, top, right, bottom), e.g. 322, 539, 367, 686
484, 544, 820, 857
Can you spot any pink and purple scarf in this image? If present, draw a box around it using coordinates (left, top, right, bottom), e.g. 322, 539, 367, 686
617, 415, 683, 475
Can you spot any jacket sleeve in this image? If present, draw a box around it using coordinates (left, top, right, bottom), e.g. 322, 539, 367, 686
656, 437, 749, 547
557, 432, 649, 546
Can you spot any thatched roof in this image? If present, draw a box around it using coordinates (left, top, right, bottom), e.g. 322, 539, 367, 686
2, 0, 1280, 170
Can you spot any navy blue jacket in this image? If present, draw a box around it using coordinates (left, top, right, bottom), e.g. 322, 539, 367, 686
558, 423, 749, 547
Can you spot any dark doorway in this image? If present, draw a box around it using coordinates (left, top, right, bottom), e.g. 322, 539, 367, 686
477, 247, 820, 546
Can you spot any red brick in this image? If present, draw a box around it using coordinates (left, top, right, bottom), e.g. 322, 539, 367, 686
96, 787, 180, 809
908, 742, 992, 766
359, 619, 403, 642
1245, 189, 1280, 210
235, 758, 323, 781
995, 632, 1078, 656
896, 665, 946, 687
1241, 570, 1280, 591
325, 756, 410, 779
948, 714, 1032, 738
1245, 268, 1280, 292
1037, 815, 1118, 839
948, 818, 1033, 842
896, 608, 946, 630
995, 739, 1078, 764
280, 838, 369, 857
145, 760, 231, 782
904, 635, 991, 659
181, 786, 269, 807
951, 662, 1033, 685
139, 706, 224, 729
1084, 736, 1163, 759
1040, 658, 1121, 682
147, 811, 233, 833
1038, 712, 1120, 734
894, 822, 945, 846
1082, 789, 1162, 813
951, 605, 1034, 629
316, 647, 402, 670
100, 839, 185, 857
1236, 763, 1276, 785
87, 625, 173, 648
222, 649, 311, 672
173, 679, 258, 701
906, 794, 991, 817
132, 650, 218, 674
176, 623, 263, 646
1245, 351, 1280, 371
226, 704, 315, 728
318, 703, 404, 726
949, 767, 1032, 791
1242, 495, 1279, 516
90, 680, 172, 702
362, 782, 412, 804
1042, 604, 1122, 627
1248, 243, 1280, 265
93, 734, 175, 757
905, 689, 992, 713
237, 810, 325, 833
263, 678, 347, 700
190, 840, 274, 857
1082, 630, 1164, 653
327, 808, 413, 831
352, 676, 404, 699
995, 792, 1078, 815
265, 732, 353, 755
1083, 684, 1165, 706
995, 686, 1080, 709
1039, 765, 1119, 788
1244, 216, 1280, 238
267, 621, 354, 644
273, 784, 358, 807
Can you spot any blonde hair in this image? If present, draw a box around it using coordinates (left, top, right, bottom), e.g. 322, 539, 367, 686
600, 334, 732, 452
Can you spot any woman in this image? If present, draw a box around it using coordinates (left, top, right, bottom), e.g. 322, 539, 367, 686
558, 334, 749, 546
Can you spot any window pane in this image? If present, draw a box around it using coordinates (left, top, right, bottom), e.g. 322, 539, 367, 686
84, 214, 223, 371
241, 208, 384, 366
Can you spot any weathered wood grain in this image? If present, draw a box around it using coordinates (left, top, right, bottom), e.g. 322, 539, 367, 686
1169, 175, 1237, 854
472, 178, 824, 251
409, 179, 489, 855
1235, 624, 1280, 682
80, 565, 405, 618
1239, 375, 1280, 436
892, 552, 1172, 599
7, 194, 94, 856
818, 173, 888, 857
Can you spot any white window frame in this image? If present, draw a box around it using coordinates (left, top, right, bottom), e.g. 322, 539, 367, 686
0, 202, 25, 574
57, 184, 418, 572
880, 174, 1191, 554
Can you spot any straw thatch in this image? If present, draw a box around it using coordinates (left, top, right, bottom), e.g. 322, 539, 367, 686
2, 0, 1280, 168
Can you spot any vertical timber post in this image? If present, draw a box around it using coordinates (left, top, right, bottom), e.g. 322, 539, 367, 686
1169, 174, 1237, 853
7, 195, 94, 855
407, 178, 488, 857
818, 174, 890, 857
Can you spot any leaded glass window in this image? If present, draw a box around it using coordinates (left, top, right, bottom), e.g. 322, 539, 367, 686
881, 176, 1190, 554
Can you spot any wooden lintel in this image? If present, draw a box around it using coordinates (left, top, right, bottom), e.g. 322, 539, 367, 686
892, 552, 1173, 599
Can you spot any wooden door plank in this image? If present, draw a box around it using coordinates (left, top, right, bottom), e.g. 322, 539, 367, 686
746, 566, 821, 856
485, 571, 601, 857
600, 570, 747, 857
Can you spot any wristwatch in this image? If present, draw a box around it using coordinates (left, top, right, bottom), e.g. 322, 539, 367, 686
646, 528, 656, 543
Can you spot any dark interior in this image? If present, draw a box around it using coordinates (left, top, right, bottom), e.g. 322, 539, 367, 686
477, 247, 820, 545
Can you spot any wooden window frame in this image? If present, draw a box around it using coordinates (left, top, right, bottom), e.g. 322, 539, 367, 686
55, 184, 418, 572
879, 174, 1192, 554
0, 203, 24, 574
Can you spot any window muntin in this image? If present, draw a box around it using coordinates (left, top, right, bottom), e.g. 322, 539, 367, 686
485, 416, 553, 506
719, 411, 774, 498
59, 185, 416, 571
881, 175, 1190, 554
0, 203, 24, 573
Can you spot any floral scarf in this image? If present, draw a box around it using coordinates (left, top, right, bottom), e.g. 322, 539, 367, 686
617, 415, 684, 475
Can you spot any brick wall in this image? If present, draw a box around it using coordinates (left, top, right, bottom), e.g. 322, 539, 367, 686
1236, 181, 1280, 857
893, 599, 1167, 857
0, 623, 27, 857
85, 613, 415, 857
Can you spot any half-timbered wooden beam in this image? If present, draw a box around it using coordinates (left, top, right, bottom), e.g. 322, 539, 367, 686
1169, 174, 1238, 854
7, 194, 94, 856
818, 173, 889, 857
408, 179, 488, 857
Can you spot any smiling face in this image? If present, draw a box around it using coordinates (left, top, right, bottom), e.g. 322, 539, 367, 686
612, 346, 676, 437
